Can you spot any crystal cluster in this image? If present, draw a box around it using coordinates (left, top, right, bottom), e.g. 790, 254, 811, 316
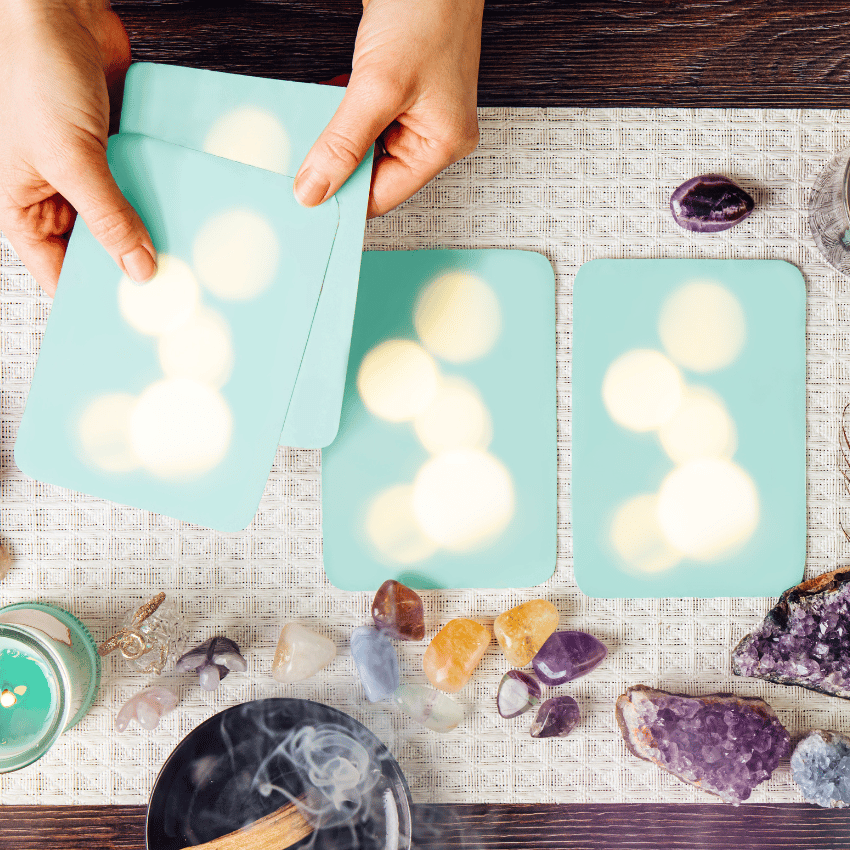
791, 730, 850, 808
272, 623, 336, 684
372, 579, 425, 640
115, 686, 177, 732
732, 567, 850, 699
670, 174, 754, 233
351, 626, 400, 702
532, 631, 607, 686
423, 618, 490, 693
616, 685, 790, 803
176, 636, 247, 691
530, 696, 581, 739
494, 599, 559, 666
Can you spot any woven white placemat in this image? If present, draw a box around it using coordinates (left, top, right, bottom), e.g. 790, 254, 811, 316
1, 107, 848, 806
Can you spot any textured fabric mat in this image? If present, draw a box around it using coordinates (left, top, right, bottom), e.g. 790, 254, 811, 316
1, 107, 848, 805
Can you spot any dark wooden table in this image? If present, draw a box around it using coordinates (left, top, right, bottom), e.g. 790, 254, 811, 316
5, 1, 850, 847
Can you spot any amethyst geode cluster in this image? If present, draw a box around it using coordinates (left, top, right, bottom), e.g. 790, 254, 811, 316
732, 567, 850, 699
616, 686, 790, 803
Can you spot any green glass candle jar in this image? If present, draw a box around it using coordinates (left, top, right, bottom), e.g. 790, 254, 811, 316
0, 602, 101, 773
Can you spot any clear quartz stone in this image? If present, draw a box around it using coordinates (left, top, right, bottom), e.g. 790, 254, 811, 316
272, 623, 336, 684
393, 684, 464, 732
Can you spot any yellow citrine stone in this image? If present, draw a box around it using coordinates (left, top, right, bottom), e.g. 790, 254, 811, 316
493, 599, 559, 666
423, 618, 491, 693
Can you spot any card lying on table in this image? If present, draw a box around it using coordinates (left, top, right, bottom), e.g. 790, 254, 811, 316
322, 249, 557, 590
572, 259, 806, 598
120, 62, 373, 448
15, 134, 339, 531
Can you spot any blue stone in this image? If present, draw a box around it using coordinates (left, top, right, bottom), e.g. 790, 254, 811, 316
791, 730, 850, 808
351, 626, 399, 702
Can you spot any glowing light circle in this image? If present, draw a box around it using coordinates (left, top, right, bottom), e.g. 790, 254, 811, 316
657, 458, 759, 560
193, 209, 280, 301
118, 255, 199, 336
414, 273, 501, 363
365, 484, 438, 564
658, 386, 737, 463
412, 449, 514, 551
78, 393, 140, 472
602, 349, 684, 432
203, 107, 291, 174
158, 307, 234, 387
130, 378, 232, 479
413, 376, 492, 453
610, 493, 682, 574
658, 281, 746, 373
357, 340, 440, 422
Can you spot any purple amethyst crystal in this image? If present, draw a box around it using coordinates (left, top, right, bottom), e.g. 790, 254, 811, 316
670, 174, 754, 233
497, 670, 542, 719
531, 631, 607, 686
732, 567, 850, 699
616, 686, 790, 803
176, 636, 247, 691
530, 696, 581, 739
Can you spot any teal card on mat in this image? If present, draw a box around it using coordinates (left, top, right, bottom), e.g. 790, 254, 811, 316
572, 259, 806, 598
15, 134, 339, 531
322, 249, 557, 591
120, 62, 373, 449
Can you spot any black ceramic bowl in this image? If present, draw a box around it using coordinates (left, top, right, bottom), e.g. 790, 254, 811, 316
147, 698, 412, 850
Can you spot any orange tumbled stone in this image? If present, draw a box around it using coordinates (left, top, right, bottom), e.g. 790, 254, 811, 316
423, 618, 491, 693
493, 599, 559, 667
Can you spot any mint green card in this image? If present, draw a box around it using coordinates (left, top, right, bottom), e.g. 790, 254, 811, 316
15, 134, 338, 531
322, 250, 557, 590
120, 62, 372, 448
572, 259, 806, 598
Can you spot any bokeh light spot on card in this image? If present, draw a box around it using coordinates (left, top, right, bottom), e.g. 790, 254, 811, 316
412, 449, 514, 551
357, 340, 440, 422
658, 386, 737, 463
413, 376, 492, 454
118, 254, 199, 335
658, 458, 759, 560
130, 378, 231, 479
78, 393, 140, 473
414, 272, 501, 363
611, 493, 682, 574
658, 281, 746, 373
193, 209, 280, 301
365, 484, 438, 564
158, 307, 233, 388
602, 349, 683, 432
202, 106, 291, 174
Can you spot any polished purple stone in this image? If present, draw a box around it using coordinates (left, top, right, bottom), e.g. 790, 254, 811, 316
616, 686, 790, 803
732, 567, 850, 700
175, 636, 247, 691
530, 696, 581, 739
531, 631, 607, 686
497, 670, 542, 719
670, 174, 754, 233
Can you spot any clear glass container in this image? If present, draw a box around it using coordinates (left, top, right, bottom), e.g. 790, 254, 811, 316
809, 148, 850, 276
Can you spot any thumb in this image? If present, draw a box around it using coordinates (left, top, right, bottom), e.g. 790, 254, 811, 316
295, 76, 403, 207
51, 144, 157, 283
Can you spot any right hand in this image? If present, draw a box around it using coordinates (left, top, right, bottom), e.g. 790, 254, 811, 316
0, 0, 156, 296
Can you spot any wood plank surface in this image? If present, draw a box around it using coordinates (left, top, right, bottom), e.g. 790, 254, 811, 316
2, 803, 850, 849
110, 0, 850, 107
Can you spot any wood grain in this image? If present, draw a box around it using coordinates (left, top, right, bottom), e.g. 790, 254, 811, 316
110, 0, 850, 106
2, 803, 850, 849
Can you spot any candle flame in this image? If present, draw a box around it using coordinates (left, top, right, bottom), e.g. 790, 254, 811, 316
0, 689, 17, 708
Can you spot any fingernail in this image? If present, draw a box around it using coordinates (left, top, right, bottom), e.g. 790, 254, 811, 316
294, 169, 331, 207
122, 246, 157, 283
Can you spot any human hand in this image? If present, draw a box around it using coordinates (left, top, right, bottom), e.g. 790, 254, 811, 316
294, 0, 484, 218
0, 0, 156, 296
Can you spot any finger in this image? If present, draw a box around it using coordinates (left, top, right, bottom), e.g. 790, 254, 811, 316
4, 229, 69, 298
47, 144, 157, 283
294, 75, 408, 208
367, 121, 476, 218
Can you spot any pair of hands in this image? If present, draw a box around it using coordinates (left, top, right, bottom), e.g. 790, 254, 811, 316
0, 0, 484, 296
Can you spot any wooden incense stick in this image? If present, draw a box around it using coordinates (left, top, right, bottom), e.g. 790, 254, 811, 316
181, 797, 314, 850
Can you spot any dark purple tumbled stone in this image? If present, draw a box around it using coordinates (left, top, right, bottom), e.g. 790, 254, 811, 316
616, 685, 790, 803
530, 696, 581, 739
175, 636, 247, 691
732, 567, 850, 700
531, 630, 607, 686
670, 174, 754, 233
497, 669, 542, 719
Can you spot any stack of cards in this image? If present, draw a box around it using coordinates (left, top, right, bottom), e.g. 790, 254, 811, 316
15, 64, 372, 530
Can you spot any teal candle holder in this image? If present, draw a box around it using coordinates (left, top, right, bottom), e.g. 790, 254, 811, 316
0, 602, 101, 773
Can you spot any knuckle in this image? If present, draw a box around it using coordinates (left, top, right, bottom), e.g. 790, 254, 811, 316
85, 204, 136, 248
320, 130, 366, 172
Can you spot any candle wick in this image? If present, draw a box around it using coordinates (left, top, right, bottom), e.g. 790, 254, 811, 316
0, 689, 17, 708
